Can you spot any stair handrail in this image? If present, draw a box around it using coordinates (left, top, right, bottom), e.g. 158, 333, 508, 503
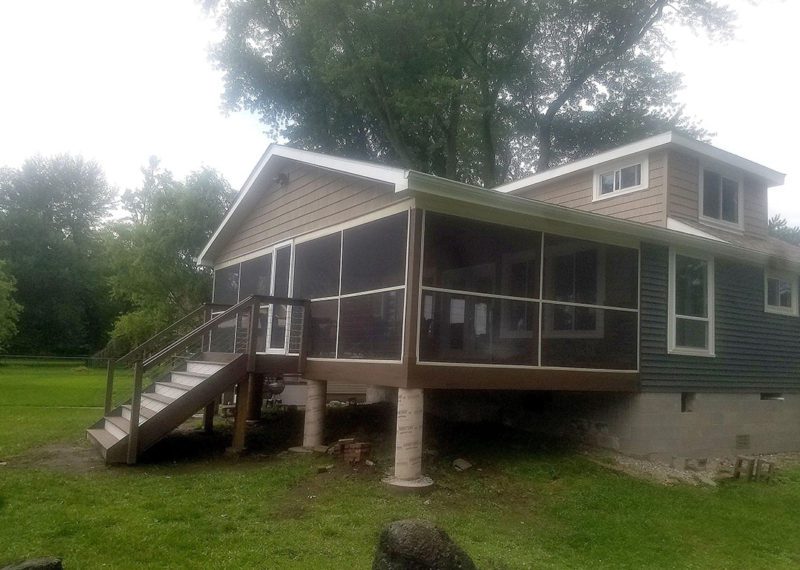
104, 302, 229, 414
123, 294, 310, 464
116, 302, 231, 366
142, 295, 309, 371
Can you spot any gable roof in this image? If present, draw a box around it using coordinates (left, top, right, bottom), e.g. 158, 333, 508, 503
494, 131, 786, 194
197, 144, 410, 266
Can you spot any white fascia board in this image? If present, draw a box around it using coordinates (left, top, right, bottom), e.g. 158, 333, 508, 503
197, 144, 410, 266
495, 131, 785, 194
667, 133, 785, 186
408, 171, 800, 271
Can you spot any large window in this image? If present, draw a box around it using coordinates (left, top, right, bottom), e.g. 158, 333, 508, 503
669, 250, 714, 356
419, 212, 639, 370
701, 168, 740, 226
765, 270, 798, 316
292, 211, 409, 361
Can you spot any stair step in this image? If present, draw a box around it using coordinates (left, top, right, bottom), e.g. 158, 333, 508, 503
186, 360, 227, 374
171, 371, 210, 388
87, 428, 118, 452
141, 391, 175, 412
154, 382, 191, 399
104, 416, 131, 439
121, 405, 156, 423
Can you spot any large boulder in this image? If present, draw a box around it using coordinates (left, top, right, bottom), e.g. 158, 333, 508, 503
1, 558, 63, 570
373, 519, 477, 570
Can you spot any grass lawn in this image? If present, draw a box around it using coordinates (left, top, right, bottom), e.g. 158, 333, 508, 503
2, 361, 800, 569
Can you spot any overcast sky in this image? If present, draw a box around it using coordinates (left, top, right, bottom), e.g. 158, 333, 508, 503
1, 0, 798, 223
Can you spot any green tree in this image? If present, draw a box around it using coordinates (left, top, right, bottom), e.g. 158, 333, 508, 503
210, 0, 731, 186
107, 159, 234, 351
769, 214, 800, 246
0, 156, 117, 355
0, 259, 22, 353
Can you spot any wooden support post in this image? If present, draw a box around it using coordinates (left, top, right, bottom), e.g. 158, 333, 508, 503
127, 360, 144, 465
203, 401, 215, 434
104, 358, 115, 415
230, 378, 251, 452
230, 301, 259, 453
248, 375, 264, 420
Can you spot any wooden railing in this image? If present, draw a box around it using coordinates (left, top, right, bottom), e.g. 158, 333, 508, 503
103, 295, 311, 464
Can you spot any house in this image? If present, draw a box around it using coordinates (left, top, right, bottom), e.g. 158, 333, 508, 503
89, 132, 800, 485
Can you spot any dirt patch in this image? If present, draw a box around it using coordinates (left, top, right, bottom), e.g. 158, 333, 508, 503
12, 440, 106, 474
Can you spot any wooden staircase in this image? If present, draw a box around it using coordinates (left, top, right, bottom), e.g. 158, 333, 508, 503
86, 294, 311, 464
87, 353, 247, 463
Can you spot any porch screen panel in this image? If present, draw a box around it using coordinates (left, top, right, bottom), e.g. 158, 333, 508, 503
213, 264, 240, 305
338, 291, 404, 360
541, 235, 638, 369
239, 254, 272, 299
422, 213, 541, 298
308, 300, 338, 358
294, 233, 341, 300
419, 291, 539, 365
341, 212, 407, 294
540, 306, 637, 369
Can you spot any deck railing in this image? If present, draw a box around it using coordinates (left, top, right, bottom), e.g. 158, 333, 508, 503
103, 295, 311, 464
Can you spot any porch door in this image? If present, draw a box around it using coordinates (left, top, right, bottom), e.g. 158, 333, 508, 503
266, 243, 292, 353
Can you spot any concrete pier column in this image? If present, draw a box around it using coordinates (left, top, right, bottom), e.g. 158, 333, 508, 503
383, 388, 433, 488
301, 379, 326, 449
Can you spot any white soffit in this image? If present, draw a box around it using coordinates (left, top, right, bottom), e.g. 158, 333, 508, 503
495, 131, 786, 194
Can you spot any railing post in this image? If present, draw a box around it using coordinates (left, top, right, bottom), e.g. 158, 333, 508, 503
202, 304, 212, 353
231, 301, 259, 452
298, 300, 311, 376
104, 358, 115, 415
127, 360, 144, 465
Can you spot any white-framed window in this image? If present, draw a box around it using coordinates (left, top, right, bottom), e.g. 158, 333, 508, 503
699, 165, 743, 228
593, 156, 649, 201
764, 269, 798, 316
668, 249, 715, 357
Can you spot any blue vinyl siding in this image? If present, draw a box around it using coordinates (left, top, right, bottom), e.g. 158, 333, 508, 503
640, 243, 800, 392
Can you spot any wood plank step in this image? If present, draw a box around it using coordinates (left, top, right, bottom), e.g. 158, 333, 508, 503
154, 382, 191, 399
87, 428, 117, 451
141, 391, 175, 412
104, 416, 130, 439
121, 405, 156, 420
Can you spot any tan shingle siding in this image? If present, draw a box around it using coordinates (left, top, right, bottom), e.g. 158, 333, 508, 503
513, 150, 667, 226
214, 164, 398, 265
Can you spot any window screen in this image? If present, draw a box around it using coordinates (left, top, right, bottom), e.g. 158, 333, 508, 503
274, 246, 291, 298
543, 235, 638, 309
213, 265, 239, 305
341, 212, 408, 294
239, 254, 272, 299
294, 233, 341, 300
338, 290, 404, 359
422, 212, 541, 298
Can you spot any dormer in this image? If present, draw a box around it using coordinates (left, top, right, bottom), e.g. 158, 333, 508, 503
494, 132, 785, 241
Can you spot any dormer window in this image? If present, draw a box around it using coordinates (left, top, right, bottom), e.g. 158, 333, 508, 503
700, 168, 741, 227
592, 156, 649, 201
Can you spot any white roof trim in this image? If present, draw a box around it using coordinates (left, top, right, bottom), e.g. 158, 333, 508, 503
495, 131, 786, 194
666, 217, 727, 242
197, 144, 409, 266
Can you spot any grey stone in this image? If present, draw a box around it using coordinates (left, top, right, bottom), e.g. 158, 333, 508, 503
2, 558, 63, 570
373, 519, 476, 570
452, 458, 472, 472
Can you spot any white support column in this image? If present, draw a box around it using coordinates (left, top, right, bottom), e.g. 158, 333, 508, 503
302, 379, 326, 449
383, 388, 433, 488
290, 379, 326, 453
